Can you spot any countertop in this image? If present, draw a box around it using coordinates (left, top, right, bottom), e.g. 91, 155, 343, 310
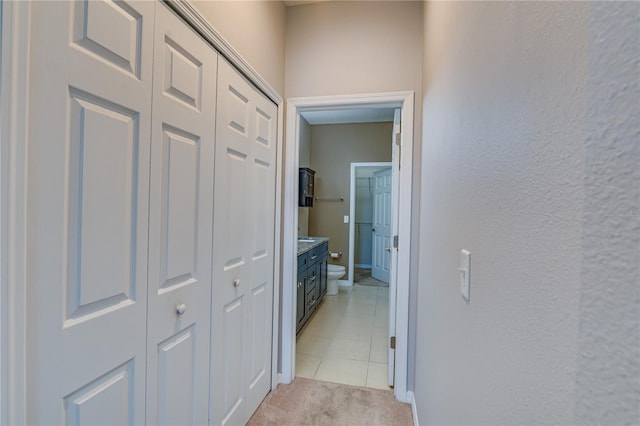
297, 237, 329, 256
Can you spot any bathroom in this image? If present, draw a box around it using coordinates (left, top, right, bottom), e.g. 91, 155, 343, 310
295, 109, 394, 389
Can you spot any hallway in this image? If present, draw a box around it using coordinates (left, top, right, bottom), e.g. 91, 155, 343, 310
295, 284, 391, 389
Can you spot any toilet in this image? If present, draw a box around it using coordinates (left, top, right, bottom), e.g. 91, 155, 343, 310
326, 264, 346, 295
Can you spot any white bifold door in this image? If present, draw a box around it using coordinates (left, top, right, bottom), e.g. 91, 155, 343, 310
24, 1, 276, 424
26, 1, 154, 423
145, 4, 218, 425
210, 59, 278, 426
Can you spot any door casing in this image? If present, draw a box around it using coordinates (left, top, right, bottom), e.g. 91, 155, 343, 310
283, 92, 414, 403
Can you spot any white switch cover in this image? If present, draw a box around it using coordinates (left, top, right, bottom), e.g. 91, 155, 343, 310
344, 215, 349, 224
460, 249, 471, 301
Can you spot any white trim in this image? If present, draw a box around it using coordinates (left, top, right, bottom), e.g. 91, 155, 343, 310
280, 110, 300, 384
1, 1, 30, 424
354, 264, 372, 269
408, 391, 419, 426
282, 92, 414, 405
348, 162, 391, 287
271, 102, 284, 390
165, 0, 282, 106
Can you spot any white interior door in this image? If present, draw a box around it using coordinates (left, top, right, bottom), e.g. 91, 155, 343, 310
372, 168, 392, 283
388, 108, 402, 386
211, 59, 277, 426
145, 4, 218, 425
25, 1, 154, 422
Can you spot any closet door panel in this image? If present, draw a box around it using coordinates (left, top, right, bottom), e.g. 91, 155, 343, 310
211, 59, 277, 426
211, 60, 253, 426
246, 97, 277, 409
146, 4, 217, 425
26, 1, 154, 423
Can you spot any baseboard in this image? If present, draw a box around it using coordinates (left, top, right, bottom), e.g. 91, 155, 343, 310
337, 279, 351, 287
408, 391, 419, 426
354, 263, 372, 268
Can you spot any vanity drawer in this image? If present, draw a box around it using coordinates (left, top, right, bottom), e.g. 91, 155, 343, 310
307, 247, 319, 263
306, 269, 318, 294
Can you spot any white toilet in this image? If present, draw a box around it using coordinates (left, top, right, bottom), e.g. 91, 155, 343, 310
326, 264, 346, 295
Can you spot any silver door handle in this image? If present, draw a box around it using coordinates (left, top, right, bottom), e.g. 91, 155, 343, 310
385, 247, 392, 252
233, 278, 240, 287
176, 303, 187, 315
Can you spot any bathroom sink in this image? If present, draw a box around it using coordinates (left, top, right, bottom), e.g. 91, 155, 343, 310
297, 238, 316, 243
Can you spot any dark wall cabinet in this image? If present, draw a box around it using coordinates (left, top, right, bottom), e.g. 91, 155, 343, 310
298, 168, 315, 207
296, 242, 328, 334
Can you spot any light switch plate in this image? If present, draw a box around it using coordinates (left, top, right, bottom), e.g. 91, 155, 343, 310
344, 215, 349, 224
460, 249, 471, 301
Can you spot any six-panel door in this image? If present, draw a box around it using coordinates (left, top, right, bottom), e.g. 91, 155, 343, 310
145, 4, 218, 425
372, 168, 393, 283
26, 1, 154, 423
210, 59, 277, 426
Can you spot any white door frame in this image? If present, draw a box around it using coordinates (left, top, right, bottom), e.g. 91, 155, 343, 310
282, 92, 414, 403
1, 1, 31, 423
348, 162, 392, 285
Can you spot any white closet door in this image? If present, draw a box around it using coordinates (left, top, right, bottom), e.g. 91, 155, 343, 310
211, 59, 278, 426
26, 1, 154, 423
146, 4, 218, 426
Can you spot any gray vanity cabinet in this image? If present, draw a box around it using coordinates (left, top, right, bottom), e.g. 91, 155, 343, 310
296, 241, 329, 334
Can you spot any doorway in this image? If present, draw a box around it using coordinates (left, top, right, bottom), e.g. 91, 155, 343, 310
349, 162, 393, 287
282, 92, 414, 403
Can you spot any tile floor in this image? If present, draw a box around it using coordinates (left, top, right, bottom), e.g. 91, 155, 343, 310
295, 284, 392, 390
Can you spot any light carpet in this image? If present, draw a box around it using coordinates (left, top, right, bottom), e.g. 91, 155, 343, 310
247, 377, 413, 426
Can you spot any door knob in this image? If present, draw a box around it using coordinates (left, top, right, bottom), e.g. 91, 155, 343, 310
176, 303, 186, 315
385, 247, 392, 252
233, 278, 240, 287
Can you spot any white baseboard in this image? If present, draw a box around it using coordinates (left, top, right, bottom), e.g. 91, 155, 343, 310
354, 263, 372, 268
408, 391, 419, 426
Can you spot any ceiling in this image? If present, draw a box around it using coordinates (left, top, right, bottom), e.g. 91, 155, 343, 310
300, 108, 395, 125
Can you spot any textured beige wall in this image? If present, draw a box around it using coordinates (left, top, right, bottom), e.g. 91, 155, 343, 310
415, 1, 639, 424
308, 122, 392, 280
192, 1, 286, 96
285, 1, 422, 99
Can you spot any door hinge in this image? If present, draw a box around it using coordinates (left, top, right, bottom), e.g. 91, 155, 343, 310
393, 235, 398, 248
390, 336, 396, 349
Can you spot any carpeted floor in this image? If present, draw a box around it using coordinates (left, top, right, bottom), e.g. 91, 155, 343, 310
247, 377, 413, 426
354, 267, 388, 288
